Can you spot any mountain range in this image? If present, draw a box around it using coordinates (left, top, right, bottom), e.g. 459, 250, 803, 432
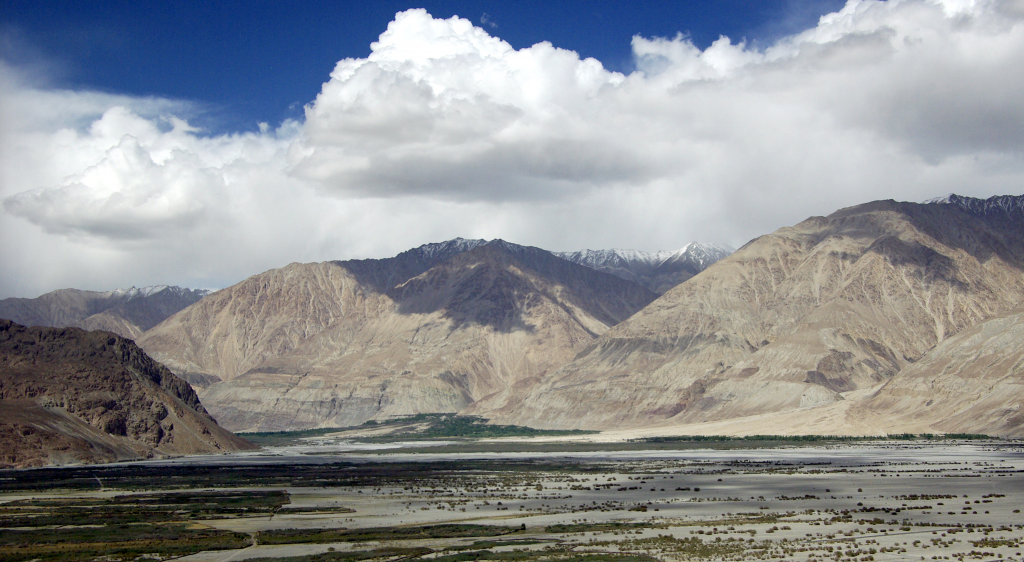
555, 242, 734, 293
138, 240, 661, 431
2, 193, 1023, 449
498, 196, 1024, 436
0, 285, 210, 340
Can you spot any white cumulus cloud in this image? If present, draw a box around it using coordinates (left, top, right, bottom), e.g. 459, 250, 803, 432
2, 1, 1023, 298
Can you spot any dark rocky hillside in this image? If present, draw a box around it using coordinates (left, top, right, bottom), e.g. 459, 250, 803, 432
0, 320, 254, 467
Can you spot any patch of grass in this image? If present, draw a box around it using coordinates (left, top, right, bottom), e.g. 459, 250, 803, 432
240, 414, 597, 446
633, 433, 993, 443
246, 548, 656, 562
430, 552, 658, 562
258, 523, 524, 545
0, 490, 285, 561
238, 427, 357, 446
545, 522, 656, 534
246, 546, 432, 562
0, 525, 250, 561
0, 490, 289, 527
383, 414, 597, 439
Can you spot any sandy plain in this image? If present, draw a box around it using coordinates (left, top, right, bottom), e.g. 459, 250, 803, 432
4, 438, 1019, 562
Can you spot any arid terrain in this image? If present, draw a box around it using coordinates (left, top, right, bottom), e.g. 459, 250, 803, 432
128, 195, 1024, 438
0, 320, 255, 467
1, 439, 1021, 562
3, 196, 1022, 441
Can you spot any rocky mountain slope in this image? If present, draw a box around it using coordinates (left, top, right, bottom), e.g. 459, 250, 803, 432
0, 285, 210, 340
852, 306, 1024, 437
556, 242, 733, 293
495, 195, 1024, 432
139, 240, 658, 431
0, 320, 254, 468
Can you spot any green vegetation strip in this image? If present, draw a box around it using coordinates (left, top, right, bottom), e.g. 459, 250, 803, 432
247, 550, 657, 562
241, 414, 597, 446
426, 552, 659, 562
634, 433, 992, 443
0, 490, 289, 527
545, 522, 656, 534
247, 546, 432, 562
258, 523, 523, 545
240, 427, 354, 445
0, 490, 288, 561
0, 526, 249, 562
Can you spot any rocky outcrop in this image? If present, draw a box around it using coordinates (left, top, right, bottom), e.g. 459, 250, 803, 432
140, 241, 658, 431
0, 286, 209, 340
496, 197, 1024, 430
0, 320, 254, 468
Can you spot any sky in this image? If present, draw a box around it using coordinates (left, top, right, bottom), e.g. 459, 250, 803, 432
1, 0, 1022, 298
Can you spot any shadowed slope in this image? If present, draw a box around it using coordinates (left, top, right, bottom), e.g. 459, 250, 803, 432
140, 241, 657, 431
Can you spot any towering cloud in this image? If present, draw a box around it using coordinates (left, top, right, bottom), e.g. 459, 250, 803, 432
2, 1, 1022, 297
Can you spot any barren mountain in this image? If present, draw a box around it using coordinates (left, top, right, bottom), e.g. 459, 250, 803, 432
0, 285, 210, 340
139, 240, 657, 431
851, 306, 1024, 437
495, 195, 1024, 430
556, 242, 733, 293
0, 320, 254, 468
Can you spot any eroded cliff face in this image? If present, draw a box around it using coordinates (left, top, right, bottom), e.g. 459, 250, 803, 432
495, 199, 1024, 430
140, 242, 658, 431
0, 320, 254, 468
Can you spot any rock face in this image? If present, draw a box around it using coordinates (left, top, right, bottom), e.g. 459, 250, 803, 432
497, 196, 1024, 430
556, 242, 733, 293
139, 240, 658, 431
0, 286, 210, 340
0, 320, 254, 468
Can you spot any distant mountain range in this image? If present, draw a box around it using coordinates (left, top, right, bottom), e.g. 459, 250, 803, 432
337, 237, 733, 295
0, 286, 210, 340
139, 240, 660, 431
3, 194, 1024, 459
555, 242, 734, 293
0, 240, 729, 341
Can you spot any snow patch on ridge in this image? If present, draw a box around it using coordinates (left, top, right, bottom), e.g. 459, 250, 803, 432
555, 242, 734, 271
927, 193, 1024, 220
412, 237, 488, 260
102, 285, 212, 301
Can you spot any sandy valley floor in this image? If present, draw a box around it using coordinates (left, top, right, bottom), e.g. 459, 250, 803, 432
4, 440, 1019, 562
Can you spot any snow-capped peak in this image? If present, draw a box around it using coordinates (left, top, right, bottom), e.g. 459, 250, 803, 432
556, 242, 733, 270
926, 193, 1024, 219
412, 237, 487, 260
554, 242, 733, 293
101, 285, 207, 301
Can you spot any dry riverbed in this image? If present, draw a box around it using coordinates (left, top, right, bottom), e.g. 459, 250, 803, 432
1, 441, 1021, 562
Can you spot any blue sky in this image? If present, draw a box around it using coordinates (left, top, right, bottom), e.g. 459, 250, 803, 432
2, 1, 845, 132
0, 1, 1022, 297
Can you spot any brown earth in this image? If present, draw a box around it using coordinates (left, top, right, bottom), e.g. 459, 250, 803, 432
0, 319, 255, 468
